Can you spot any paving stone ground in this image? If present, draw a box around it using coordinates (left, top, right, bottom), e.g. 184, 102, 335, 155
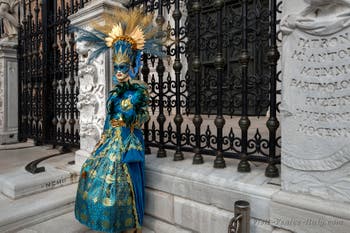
0, 142, 154, 233
15, 212, 154, 233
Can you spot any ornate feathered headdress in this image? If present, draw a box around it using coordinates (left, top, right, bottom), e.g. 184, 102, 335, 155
71, 7, 164, 79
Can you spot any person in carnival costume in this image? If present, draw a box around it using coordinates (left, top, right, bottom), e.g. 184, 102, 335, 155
72, 7, 163, 233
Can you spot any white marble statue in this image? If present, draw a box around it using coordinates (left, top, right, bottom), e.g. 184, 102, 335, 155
0, 0, 19, 40
281, 0, 350, 35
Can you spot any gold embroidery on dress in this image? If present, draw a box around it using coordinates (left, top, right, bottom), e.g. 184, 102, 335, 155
124, 163, 140, 229
121, 97, 133, 111
103, 197, 114, 206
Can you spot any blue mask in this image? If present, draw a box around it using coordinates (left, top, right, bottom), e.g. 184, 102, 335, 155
114, 62, 130, 74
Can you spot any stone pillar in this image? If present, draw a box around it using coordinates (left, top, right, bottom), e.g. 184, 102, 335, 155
69, 0, 127, 167
280, 0, 350, 203
270, 1, 350, 232
0, 41, 18, 144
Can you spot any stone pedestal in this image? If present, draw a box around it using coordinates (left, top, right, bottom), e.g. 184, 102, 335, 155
274, 1, 350, 232
69, 0, 126, 167
0, 41, 18, 144
280, 0, 350, 203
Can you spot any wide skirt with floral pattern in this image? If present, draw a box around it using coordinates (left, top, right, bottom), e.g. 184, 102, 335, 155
74, 125, 145, 233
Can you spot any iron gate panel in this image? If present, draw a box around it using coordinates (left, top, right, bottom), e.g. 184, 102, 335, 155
18, 0, 90, 147
187, 0, 270, 116
18, 0, 281, 176
130, 0, 282, 177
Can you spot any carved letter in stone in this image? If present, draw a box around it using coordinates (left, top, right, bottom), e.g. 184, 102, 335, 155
0, 0, 19, 40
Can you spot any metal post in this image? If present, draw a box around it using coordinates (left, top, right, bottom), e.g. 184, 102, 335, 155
192, 0, 203, 164
141, 0, 151, 154
213, 0, 226, 168
238, 0, 251, 172
156, 0, 166, 158
265, 0, 280, 177
173, 0, 184, 161
228, 200, 250, 233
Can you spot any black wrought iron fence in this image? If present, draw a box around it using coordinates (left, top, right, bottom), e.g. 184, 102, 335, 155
18, 0, 281, 176
18, 0, 91, 147
130, 0, 282, 177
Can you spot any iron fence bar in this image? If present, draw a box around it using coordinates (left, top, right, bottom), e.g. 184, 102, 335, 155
173, 0, 184, 161
42, 0, 50, 145
69, 1, 77, 146
52, 0, 59, 145
34, 0, 42, 144
60, 0, 68, 145
191, 0, 203, 164
237, 0, 251, 172
142, 0, 151, 155
17, 1, 22, 141
213, 0, 226, 168
265, 0, 279, 177
27, 0, 35, 143
22, 0, 29, 140
156, 0, 166, 158
70, 0, 75, 15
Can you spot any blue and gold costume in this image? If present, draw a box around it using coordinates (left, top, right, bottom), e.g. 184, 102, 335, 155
75, 80, 149, 233
72, 7, 163, 233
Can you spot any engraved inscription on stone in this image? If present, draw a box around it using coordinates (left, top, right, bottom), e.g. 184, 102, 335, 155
40, 177, 67, 189
281, 26, 350, 170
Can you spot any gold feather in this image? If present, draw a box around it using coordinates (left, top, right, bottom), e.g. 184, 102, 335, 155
91, 7, 158, 50
129, 25, 145, 50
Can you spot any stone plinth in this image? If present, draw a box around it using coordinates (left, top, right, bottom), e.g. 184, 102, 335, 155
69, 0, 124, 167
144, 152, 350, 233
0, 41, 18, 144
0, 165, 78, 199
144, 153, 280, 233
280, 0, 350, 203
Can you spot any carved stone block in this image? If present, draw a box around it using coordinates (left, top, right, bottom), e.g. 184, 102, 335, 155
280, 0, 350, 202
69, 0, 124, 166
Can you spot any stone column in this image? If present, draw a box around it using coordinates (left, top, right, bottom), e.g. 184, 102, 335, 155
0, 41, 18, 144
270, 1, 350, 232
280, 0, 350, 204
69, 0, 127, 167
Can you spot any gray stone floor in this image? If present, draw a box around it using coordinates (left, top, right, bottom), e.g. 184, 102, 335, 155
15, 212, 154, 233
0, 142, 153, 233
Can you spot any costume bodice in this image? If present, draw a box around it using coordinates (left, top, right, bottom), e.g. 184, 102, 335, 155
104, 80, 149, 130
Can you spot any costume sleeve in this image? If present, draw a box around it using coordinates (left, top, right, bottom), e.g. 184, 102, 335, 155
119, 83, 150, 128
135, 88, 150, 127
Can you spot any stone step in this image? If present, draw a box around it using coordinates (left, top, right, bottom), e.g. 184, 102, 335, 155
14, 212, 155, 233
0, 164, 78, 199
0, 183, 78, 233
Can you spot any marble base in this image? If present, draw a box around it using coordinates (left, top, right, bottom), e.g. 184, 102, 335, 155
0, 131, 18, 144
270, 191, 350, 233
0, 165, 78, 199
144, 153, 279, 233
145, 153, 350, 233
